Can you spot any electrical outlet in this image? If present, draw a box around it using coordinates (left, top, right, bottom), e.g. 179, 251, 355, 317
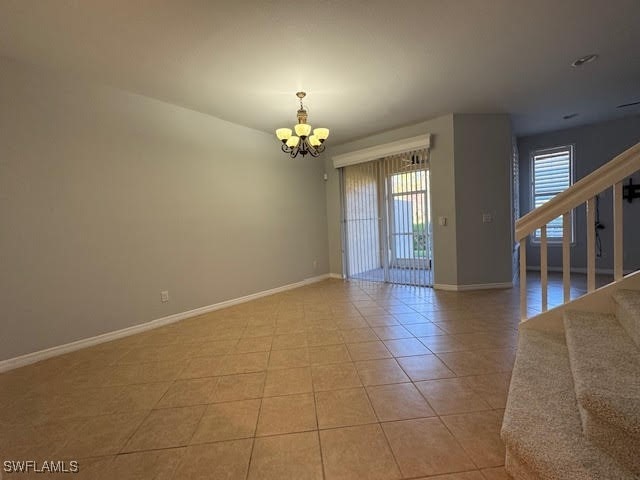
160, 291, 169, 303
482, 213, 493, 223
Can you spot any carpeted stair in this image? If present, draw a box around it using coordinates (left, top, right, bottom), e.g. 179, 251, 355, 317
502, 289, 640, 479
615, 289, 640, 347
564, 310, 640, 475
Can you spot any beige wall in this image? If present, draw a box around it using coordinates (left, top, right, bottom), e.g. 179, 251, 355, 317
0, 58, 329, 361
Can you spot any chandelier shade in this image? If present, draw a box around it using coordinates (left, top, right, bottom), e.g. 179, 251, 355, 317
294, 123, 312, 137
275, 92, 329, 158
276, 128, 292, 141
314, 128, 329, 141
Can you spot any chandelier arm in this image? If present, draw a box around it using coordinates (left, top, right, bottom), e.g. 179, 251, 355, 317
305, 139, 318, 157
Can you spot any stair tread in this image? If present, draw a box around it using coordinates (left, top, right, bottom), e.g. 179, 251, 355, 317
614, 289, 640, 347
502, 328, 634, 479
614, 289, 640, 309
564, 310, 640, 437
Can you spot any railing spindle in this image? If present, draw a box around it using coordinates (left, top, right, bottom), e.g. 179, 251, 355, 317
540, 225, 548, 311
563, 212, 571, 303
614, 182, 623, 281
513, 142, 639, 323
520, 239, 527, 321
586, 197, 596, 292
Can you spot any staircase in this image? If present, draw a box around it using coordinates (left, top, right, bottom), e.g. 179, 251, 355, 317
502, 142, 640, 480
502, 286, 640, 479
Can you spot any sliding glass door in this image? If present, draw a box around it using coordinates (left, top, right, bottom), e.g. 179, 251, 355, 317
341, 150, 432, 287
388, 171, 430, 270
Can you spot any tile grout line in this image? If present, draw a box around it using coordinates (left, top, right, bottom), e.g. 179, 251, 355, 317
115, 408, 157, 457
243, 304, 275, 480
437, 408, 485, 472
358, 374, 405, 477
309, 312, 327, 480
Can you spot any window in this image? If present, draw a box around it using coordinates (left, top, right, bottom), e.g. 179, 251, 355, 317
531, 145, 574, 243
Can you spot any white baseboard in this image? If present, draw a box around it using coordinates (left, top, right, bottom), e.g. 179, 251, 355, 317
329, 273, 345, 279
433, 282, 513, 292
0, 274, 331, 373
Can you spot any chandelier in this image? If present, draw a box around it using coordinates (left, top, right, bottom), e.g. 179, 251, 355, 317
275, 92, 330, 158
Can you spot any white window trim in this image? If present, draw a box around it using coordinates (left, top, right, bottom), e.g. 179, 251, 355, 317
529, 144, 575, 246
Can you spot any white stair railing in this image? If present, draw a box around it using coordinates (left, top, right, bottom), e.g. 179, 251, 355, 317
517, 142, 640, 321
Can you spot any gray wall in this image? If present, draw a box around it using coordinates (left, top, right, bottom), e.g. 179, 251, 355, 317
518, 115, 640, 272
324, 113, 514, 288
454, 114, 513, 286
0, 58, 329, 361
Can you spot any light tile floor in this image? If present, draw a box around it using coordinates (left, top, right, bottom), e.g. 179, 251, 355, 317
0, 279, 523, 479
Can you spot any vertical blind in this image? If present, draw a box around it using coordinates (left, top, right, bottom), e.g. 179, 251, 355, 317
532, 145, 573, 241
342, 161, 381, 278
341, 149, 431, 286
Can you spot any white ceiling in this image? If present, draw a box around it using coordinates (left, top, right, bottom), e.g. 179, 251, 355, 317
1, 0, 639, 145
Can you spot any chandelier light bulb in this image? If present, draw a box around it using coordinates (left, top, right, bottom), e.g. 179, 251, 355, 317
309, 135, 321, 147
286, 136, 300, 148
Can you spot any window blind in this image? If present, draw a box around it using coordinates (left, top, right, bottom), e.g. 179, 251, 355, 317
532, 146, 573, 241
